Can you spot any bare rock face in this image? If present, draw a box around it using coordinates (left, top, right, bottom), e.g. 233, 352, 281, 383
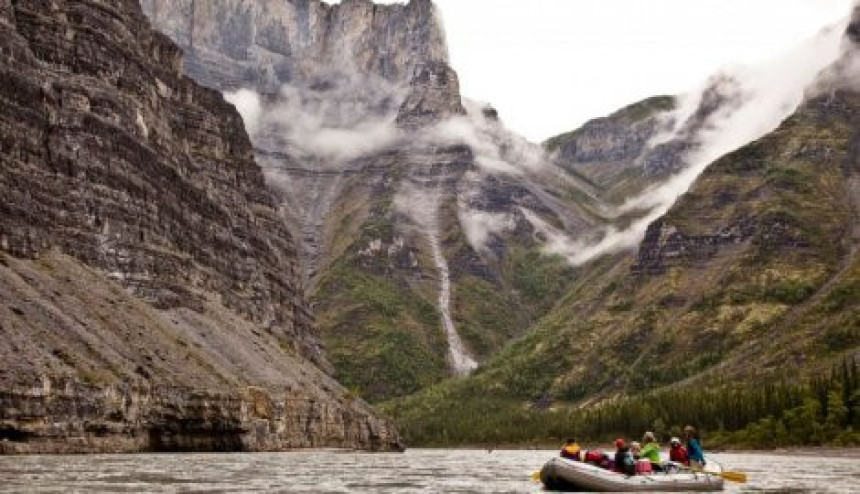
1, 0, 316, 361
0, 0, 400, 453
142, 0, 466, 285
141, 0, 451, 94
395, 61, 466, 129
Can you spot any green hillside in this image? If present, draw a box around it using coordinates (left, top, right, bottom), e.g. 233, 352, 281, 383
384, 87, 860, 446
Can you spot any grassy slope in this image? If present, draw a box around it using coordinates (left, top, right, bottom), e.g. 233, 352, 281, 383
384, 89, 860, 445
313, 148, 580, 402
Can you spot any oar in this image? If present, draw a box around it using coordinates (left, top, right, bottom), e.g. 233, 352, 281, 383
711, 470, 747, 483
681, 464, 747, 483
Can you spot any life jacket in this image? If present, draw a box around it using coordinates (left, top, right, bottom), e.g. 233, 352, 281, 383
669, 445, 689, 466
584, 450, 604, 463
615, 448, 636, 475
635, 459, 653, 474
560, 443, 581, 460
686, 438, 705, 464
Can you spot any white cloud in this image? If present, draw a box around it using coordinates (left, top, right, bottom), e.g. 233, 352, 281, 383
433, 0, 853, 141
512, 18, 852, 267
225, 76, 404, 165
223, 89, 263, 136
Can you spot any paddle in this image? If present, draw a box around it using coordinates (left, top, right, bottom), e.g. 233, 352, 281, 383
680, 464, 747, 483
710, 470, 747, 483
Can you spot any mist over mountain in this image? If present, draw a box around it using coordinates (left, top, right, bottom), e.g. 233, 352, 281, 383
142, 0, 613, 400
388, 4, 860, 446
141, 0, 860, 407
1, 0, 857, 454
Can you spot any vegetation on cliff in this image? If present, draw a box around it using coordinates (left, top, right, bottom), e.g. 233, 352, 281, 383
385, 86, 860, 447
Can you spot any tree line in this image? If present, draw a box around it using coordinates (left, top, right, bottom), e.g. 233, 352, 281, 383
391, 357, 860, 448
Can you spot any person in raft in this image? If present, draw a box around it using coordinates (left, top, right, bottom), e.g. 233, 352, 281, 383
669, 436, 689, 465
639, 431, 663, 470
684, 425, 706, 469
614, 439, 636, 476
560, 438, 581, 460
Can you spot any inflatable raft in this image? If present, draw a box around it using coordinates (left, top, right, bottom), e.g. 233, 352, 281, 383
539, 457, 724, 492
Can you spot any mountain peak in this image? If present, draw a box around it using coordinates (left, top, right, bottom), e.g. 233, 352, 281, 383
141, 0, 449, 92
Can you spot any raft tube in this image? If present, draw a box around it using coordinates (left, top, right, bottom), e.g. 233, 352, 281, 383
539, 457, 724, 492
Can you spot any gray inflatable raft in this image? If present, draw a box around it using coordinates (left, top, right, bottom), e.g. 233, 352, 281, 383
539, 457, 724, 492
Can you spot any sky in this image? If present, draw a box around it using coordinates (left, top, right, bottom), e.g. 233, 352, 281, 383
365, 0, 853, 142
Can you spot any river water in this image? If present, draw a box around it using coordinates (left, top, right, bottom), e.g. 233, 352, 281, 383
0, 449, 857, 493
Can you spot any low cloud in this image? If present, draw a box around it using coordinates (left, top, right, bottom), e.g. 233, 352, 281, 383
620, 18, 848, 218
422, 99, 550, 176
224, 16, 854, 271
224, 89, 263, 136
457, 207, 515, 253
225, 74, 405, 166
395, 181, 441, 233
540, 18, 852, 267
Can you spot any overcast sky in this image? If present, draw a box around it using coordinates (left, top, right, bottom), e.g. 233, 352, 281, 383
347, 1, 853, 142
439, 0, 855, 141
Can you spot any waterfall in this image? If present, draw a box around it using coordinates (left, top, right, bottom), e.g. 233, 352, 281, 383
396, 180, 478, 375
427, 227, 477, 376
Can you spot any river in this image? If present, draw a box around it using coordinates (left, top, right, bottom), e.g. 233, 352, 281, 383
0, 449, 857, 493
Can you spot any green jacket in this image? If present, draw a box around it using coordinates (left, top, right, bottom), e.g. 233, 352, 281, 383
640, 442, 661, 463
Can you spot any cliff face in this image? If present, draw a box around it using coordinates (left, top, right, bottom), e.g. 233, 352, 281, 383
142, 0, 603, 402
140, 0, 449, 92
544, 78, 743, 204
1, 0, 315, 362
0, 0, 399, 452
142, 0, 466, 283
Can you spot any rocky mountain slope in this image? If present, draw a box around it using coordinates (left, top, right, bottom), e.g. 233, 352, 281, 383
0, 0, 399, 453
140, 0, 859, 423
387, 11, 860, 444
142, 0, 607, 402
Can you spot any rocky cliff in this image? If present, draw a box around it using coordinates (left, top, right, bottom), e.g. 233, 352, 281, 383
141, 0, 449, 92
544, 95, 678, 196
141, 0, 467, 278
545, 76, 747, 204
143, 0, 603, 402
0, 0, 399, 453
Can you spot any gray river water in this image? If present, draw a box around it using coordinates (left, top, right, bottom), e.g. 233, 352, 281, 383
0, 449, 857, 493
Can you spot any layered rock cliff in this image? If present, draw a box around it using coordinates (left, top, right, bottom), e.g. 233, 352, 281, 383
142, 0, 467, 280
0, 0, 399, 452
143, 0, 602, 401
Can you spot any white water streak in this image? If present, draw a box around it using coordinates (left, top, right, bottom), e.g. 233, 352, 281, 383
428, 225, 478, 376
395, 182, 477, 375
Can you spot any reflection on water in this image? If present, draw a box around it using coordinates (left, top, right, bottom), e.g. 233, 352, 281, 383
0, 449, 857, 493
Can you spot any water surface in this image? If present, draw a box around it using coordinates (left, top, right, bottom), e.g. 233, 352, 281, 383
0, 449, 857, 493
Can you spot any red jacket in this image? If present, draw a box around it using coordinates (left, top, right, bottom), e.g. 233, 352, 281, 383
670, 444, 689, 465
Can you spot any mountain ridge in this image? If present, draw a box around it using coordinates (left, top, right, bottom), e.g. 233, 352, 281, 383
385, 15, 860, 445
